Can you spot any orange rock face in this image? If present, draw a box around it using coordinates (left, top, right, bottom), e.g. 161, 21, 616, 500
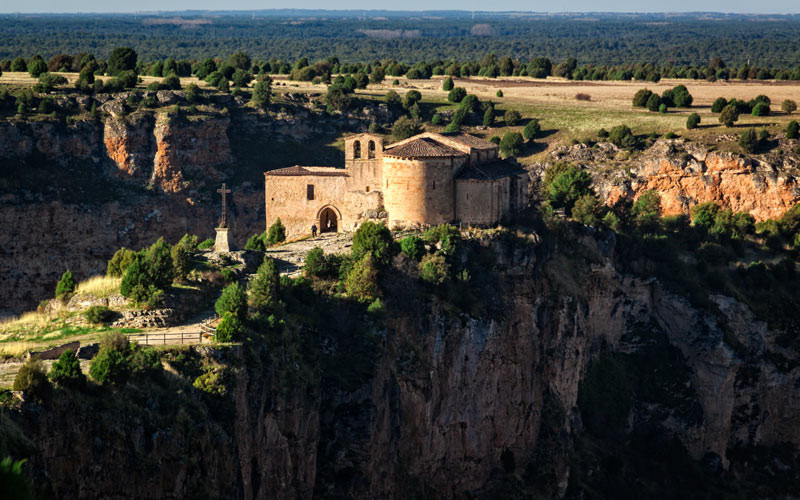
608, 151, 800, 221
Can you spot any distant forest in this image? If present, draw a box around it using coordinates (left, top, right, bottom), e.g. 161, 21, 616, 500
1, 13, 800, 67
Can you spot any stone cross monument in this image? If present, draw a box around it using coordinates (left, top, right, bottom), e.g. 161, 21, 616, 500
214, 183, 233, 253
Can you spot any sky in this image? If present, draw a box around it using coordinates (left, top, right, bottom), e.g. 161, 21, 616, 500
0, 1, 797, 14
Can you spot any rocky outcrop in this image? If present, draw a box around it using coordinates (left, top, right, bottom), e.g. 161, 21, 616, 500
104, 114, 156, 178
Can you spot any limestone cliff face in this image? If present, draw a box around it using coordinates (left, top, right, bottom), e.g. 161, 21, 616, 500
551, 140, 800, 221
11, 235, 800, 498
103, 114, 156, 179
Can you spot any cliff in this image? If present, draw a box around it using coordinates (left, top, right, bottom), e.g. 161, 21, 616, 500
6, 231, 799, 498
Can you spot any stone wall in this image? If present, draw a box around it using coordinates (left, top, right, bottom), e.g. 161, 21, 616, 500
383, 156, 467, 229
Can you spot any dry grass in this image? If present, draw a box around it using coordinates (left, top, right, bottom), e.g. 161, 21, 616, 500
0, 310, 61, 336
0, 342, 35, 358
75, 275, 121, 298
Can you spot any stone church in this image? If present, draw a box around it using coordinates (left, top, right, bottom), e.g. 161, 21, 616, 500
264, 131, 529, 238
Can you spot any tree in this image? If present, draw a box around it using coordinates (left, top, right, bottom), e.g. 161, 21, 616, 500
161, 73, 181, 90
719, 104, 740, 127
442, 77, 454, 91
751, 102, 770, 116
571, 194, 601, 227
325, 86, 352, 113
403, 90, 422, 109
496, 90, 503, 98
266, 218, 286, 245
523, 119, 541, 140
711, 97, 728, 113
609, 124, 637, 149
13, 360, 49, 399
107, 247, 137, 277
691, 202, 721, 228
504, 109, 522, 126
231, 69, 253, 88
632, 88, 653, 108
27, 56, 47, 78
499, 131, 523, 157
215, 283, 247, 320
482, 106, 494, 127
249, 257, 280, 312
632, 189, 661, 224
48, 350, 86, 389
10, 56, 27, 72
399, 235, 425, 261
345, 254, 380, 301
670, 84, 693, 107
686, 113, 701, 130
89, 333, 132, 385
447, 87, 467, 103
251, 78, 272, 108
215, 312, 244, 342
227, 51, 251, 70
547, 166, 593, 214
34, 72, 68, 93
419, 253, 450, 285
646, 93, 661, 112
738, 128, 758, 153
781, 99, 797, 114
370, 67, 385, 84
352, 221, 394, 266
107, 47, 137, 76
787, 120, 799, 139
55, 269, 77, 300
391, 116, 422, 140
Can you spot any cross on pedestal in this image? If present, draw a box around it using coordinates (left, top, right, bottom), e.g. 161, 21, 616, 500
217, 183, 232, 228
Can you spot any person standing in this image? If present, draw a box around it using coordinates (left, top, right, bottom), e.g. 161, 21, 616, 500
311, 224, 317, 237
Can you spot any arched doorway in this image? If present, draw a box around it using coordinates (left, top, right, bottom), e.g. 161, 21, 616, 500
319, 207, 338, 233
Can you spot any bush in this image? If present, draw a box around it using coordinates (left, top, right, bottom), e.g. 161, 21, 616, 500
392, 116, 422, 140
711, 97, 728, 113
215, 283, 247, 320
442, 77, 454, 91
303, 247, 327, 277
632, 88, 653, 108
266, 218, 286, 245
419, 253, 450, 285
345, 254, 380, 301
55, 270, 77, 300
739, 128, 759, 153
781, 99, 797, 114
120, 239, 174, 307
632, 189, 661, 224
13, 360, 49, 398
504, 109, 522, 126
719, 104, 740, 127
198, 238, 214, 250
786, 120, 799, 139
571, 194, 601, 226
251, 78, 272, 108
193, 367, 228, 396
215, 312, 244, 342
496, 89, 503, 98
489, 135, 500, 144
597, 128, 609, 139
751, 102, 770, 116
686, 113, 701, 130
646, 93, 661, 112
48, 350, 86, 389
352, 221, 394, 266
547, 166, 593, 214
399, 235, 425, 261
499, 131, 524, 157
482, 107, 494, 127
84, 305, 114, 324
690, 202, 721, 228
431, 113, 443, 125
403, 90, 422, 109
245, 232, 266, 251
609, 124, 637, 149
658, 103, 668, 114
447, 87, 467, 103
522, 119, 541, 140
89, 333, 132, 385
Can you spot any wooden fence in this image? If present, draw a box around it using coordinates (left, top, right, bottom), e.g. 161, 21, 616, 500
125, 331, 207, 346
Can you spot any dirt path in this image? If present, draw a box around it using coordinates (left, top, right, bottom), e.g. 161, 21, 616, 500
265, 232, 353, 276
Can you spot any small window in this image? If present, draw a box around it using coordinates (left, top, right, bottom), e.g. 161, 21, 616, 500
307, 184, 314, 200
366, 186, 370, 192
353, 141, 361, 159
368, 140, 376, 159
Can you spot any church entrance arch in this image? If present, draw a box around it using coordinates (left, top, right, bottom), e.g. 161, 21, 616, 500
317, 205, 340, 233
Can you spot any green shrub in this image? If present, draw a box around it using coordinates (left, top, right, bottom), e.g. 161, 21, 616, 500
392, 116, 422, 140
738, 128, 759, 153
632, 189, 662, 223
215, 283, 247, 320
0, 457, 32, 500
245, 232, 267, 251
646, 93, 661, 112
686, 113, 701, 130
120, 238, 174, 307
55, 269, 77, 300
496, 89, 503, 98
367, 297, 385, 315
597, 128, 609, 139
303, 247, 327, 278
422, 224, 460, 256
215, 312, 244, 342
447, 87, 466, 103
442, 77, 454, 91
171, 235, 197, 280
499, 131, 523, 157
48, 350, 85, 389
786, 120, 799, 139
751, 102, 770, 117
504, 109, 521, 126
489, 135, 500, 144
266, 219, 286, 245
632, 88, 653, 108
89, 333, 132, 385
609, 124, 637, 149
419, 253, 450, 285
431, 113, 443, 125
345, 254, 380, 301
719, 104, 739, 127
130, 345, 161, 373
399, 235, 425, 261
522, 119, 541, 140
482, 107, 494, 127
13, 360, 49, 398
250, 257, 280, 312
193, 367, 228, 396
711, 97, 727, 113
571, 194, 601, 227
84, 305, 114, 324
547, 166, 593, 214
690, 202, 721, 228
352, 221, 394, 266
197, 238, 214, 250
670, 84, 693, 107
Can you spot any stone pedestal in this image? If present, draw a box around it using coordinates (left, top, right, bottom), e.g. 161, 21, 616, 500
214, 227, 231, 253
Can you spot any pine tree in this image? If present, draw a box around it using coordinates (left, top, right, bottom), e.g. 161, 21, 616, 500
249, 257, 279, 312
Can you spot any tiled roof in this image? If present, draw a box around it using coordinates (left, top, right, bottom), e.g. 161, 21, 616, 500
265, 166, 349, 177
440, 132, 499, 150
456, 159, 527, 180
383, 138, 465, 158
